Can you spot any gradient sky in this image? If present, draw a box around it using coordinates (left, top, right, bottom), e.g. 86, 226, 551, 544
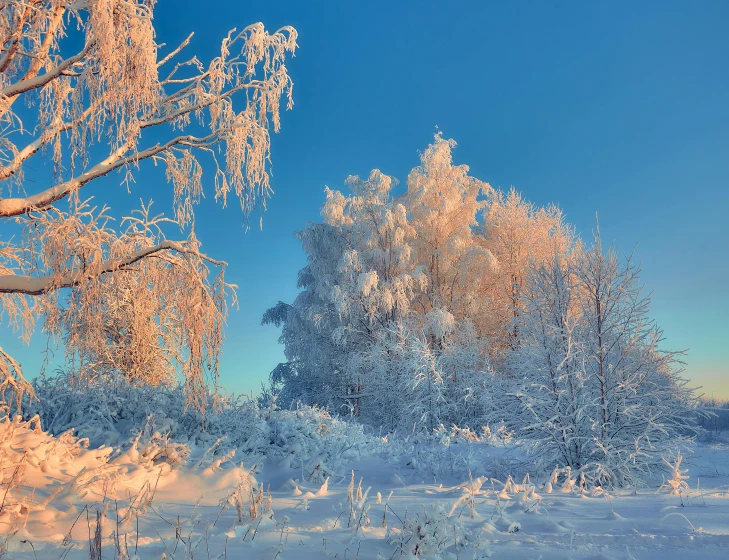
3, 1, 728, 399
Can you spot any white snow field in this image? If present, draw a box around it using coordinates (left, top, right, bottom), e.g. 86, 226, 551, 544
2, 412, 728, 560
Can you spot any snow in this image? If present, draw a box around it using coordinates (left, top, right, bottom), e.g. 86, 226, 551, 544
3, 410, 729, 559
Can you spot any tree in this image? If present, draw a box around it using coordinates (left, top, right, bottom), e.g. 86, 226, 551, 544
0, 1, 297, 410
406, 134, 495, 347
501, 231, 697, 486
498, 243, 590, 470
481, 188, 570, 351
573, 231, 696, 485
263, 169, 421, 417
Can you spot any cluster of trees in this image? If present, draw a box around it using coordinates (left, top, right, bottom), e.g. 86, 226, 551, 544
696, 397, 729, 434
0, 1, 697, 485
264, 136, 568, 424
0, 0, 296, 411
264, 134, 697, 483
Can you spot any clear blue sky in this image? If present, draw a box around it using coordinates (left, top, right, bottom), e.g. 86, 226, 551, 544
4, 1, 728, 398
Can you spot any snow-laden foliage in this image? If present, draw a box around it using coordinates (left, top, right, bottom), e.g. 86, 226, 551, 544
404, 137, 495, 332
23, 374, 379, 476
495, 233, 698, 486
0, 1, 297, 410
387, 503, 469, 558
263, 168, 423, 420
264, 133, 698, 486
264, 133, 576, 433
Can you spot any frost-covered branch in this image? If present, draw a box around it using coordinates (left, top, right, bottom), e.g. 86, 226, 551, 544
0, 239, 225, 295
0, 1, 296, 411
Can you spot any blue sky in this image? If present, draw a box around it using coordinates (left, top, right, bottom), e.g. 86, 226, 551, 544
4, 1, 728, 398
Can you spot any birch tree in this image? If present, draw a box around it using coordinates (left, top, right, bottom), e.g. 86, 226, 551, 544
406, 133, 496, 347
0, 1, 297, 409
501, 231, 697, 486
573, 231, 696, 485
481, 189, 570, 351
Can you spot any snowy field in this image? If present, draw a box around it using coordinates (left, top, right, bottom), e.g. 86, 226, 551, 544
2, 412, 728, 560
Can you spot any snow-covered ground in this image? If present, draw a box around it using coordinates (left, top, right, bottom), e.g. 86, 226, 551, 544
2, 414, 728, 559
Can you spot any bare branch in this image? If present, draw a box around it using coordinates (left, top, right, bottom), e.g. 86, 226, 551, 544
157, 32, 194, 67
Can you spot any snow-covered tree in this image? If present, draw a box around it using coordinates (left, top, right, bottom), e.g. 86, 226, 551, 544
406, 134, 496, 347
263, 170, 421, 417
500, 231, 697, 485
573, 231, 696, 485
481, 189, 571, 351
0, 1, 297, 409
322, 170, 421, 343
497, 244, 590, 470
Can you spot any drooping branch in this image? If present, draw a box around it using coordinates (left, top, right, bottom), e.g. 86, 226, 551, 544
0, 76, 262, 208
0, 98, 102, 182
1, 16, 296, 220
0, 0, 68, 115
0, 345, 34, 411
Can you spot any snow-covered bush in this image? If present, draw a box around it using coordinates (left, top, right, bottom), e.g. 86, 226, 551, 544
388, 503, 468, 557
23, 374, 380, 476
389, 423, 516, 479
247, 403, 381, 478
659, 452, 690, 495
25, 372, 214, 448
